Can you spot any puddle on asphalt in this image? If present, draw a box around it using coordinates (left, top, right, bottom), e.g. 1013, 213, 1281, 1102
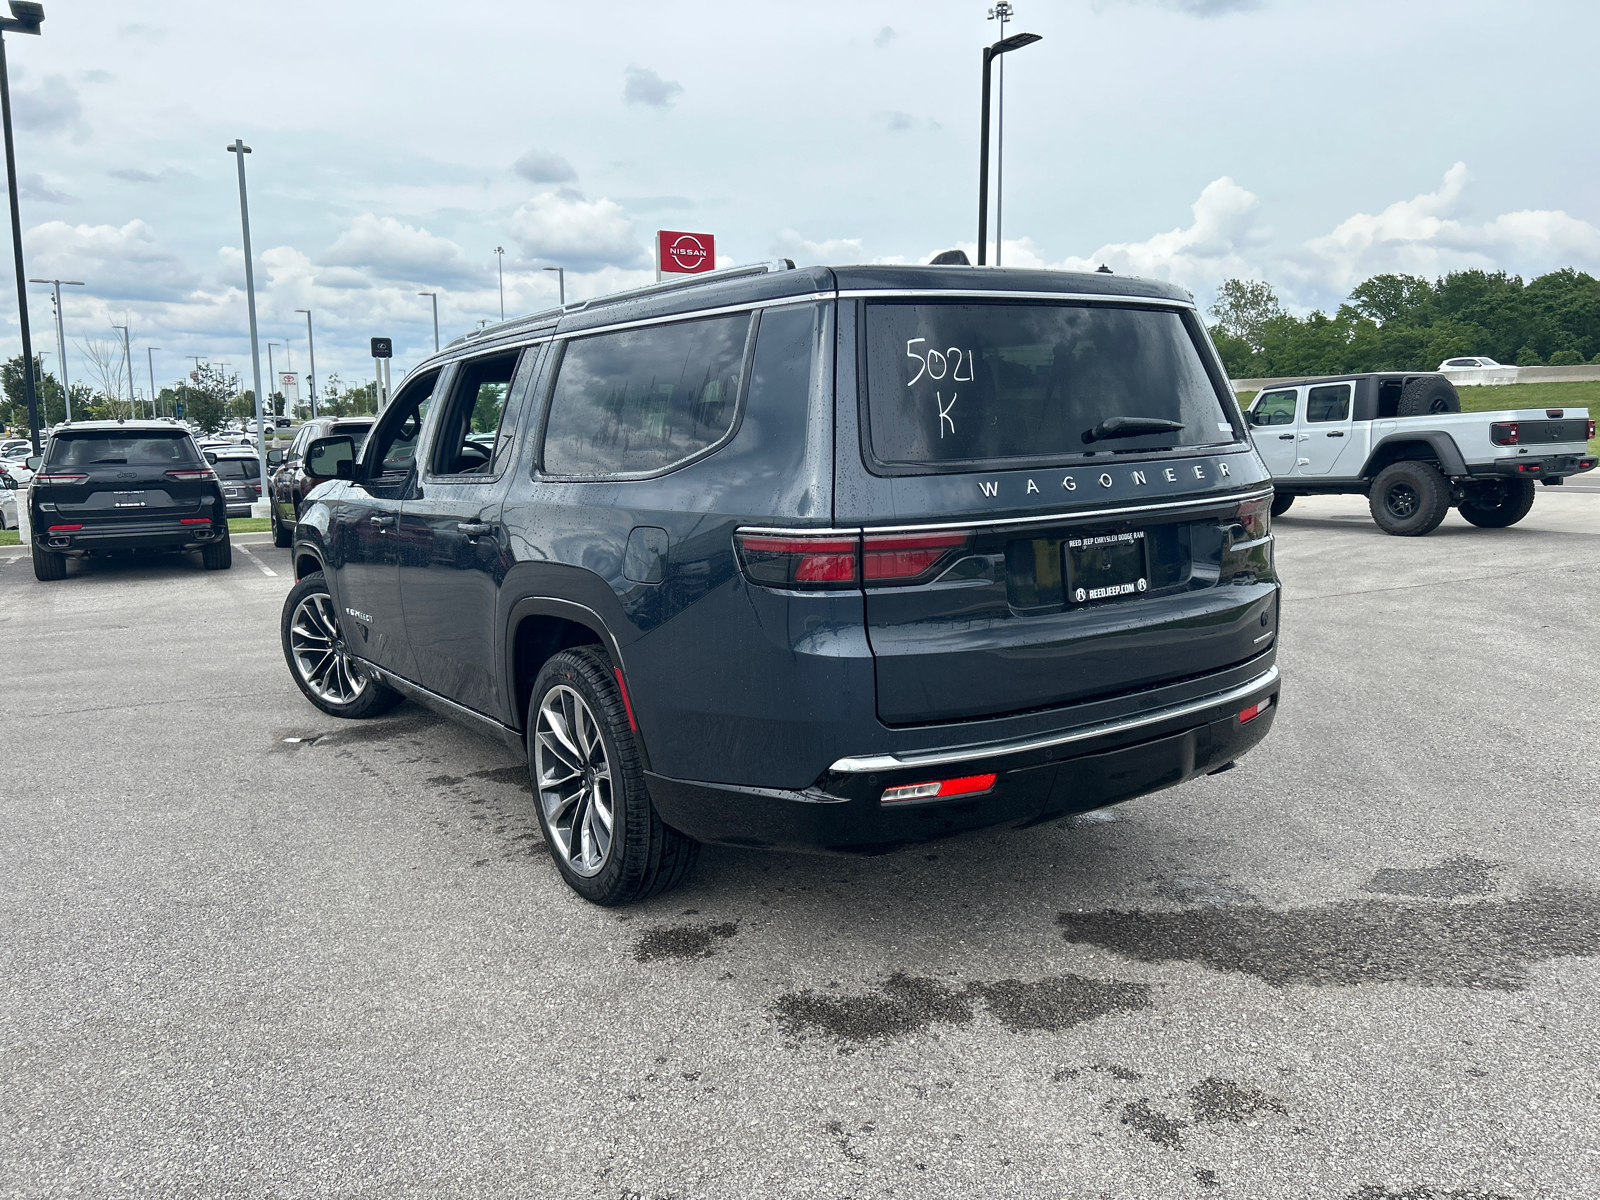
772, 971, 1151, 1046
1361, 855, 1498, 899
1343, 1187, 1513, 1200
1058, 880, 1600, 990
633, 922, 739, 963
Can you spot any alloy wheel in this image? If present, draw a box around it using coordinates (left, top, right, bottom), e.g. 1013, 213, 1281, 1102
1385, 482, 1419, 518
288, 591, 369, 704
534, 684, 614, 878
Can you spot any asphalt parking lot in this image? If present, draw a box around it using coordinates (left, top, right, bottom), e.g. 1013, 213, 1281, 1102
2, 492, 1597, 1200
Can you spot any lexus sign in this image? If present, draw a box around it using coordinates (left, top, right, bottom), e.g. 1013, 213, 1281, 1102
658, 230, 715, 275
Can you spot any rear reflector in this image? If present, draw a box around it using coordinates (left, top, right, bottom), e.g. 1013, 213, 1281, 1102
47, 524, 82, 531
180, 517, 211, 524
881, 772, 997, 804
1238, 695, 1273, 723
1490, 422, 1519, 446
862, 530, 972, 583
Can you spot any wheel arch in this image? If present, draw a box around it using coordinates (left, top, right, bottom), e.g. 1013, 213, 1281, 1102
505, 597, 637, 750
1361, 432, 1468, 480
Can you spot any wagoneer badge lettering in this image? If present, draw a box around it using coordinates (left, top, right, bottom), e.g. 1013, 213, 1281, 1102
345, 606, 372, 624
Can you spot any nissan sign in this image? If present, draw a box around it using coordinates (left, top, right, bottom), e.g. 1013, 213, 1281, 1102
658, 230, 715, 275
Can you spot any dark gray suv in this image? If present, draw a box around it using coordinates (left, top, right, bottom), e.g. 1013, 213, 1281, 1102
280, 262, 1281, 904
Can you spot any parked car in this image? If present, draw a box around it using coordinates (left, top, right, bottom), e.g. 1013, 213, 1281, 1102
280, 261, 1282, 904
25, 420, 232, 580
205, 448, 267, 517
1, 454, 33, 486
1437, 356, 1518, 385
267, 416, 375, 546
1246, 373, 1595, 534
0, 472, 17, 529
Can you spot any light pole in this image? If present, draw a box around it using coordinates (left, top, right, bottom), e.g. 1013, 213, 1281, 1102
112, 324, 134, 417
543, 266, 564, 306
146, 346, 159, 416
294, 308, 317, 419
1, 1, 45, 452
227, 137, 269, 515
266, 340, 280, 419
29, 276, 80, 420
493, 246, 504, 321
976, 11, 1041, 266
418, 291, 439, 351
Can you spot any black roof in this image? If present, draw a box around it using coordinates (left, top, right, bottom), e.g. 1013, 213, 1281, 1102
1254, 371, 1443, 388
435, 262, 1196, 364
50, 420, 195, 434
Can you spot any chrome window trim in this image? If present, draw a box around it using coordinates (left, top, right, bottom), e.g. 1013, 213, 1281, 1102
829, 665, 1280, 774
734, 484, 1272, 539
837, 288, 1197, 310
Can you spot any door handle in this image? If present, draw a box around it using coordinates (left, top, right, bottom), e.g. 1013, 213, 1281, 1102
1278, 434, 1294, 440
457, 521, 492, 536
369, 514, 395, 527
1326, 431, 1345, 438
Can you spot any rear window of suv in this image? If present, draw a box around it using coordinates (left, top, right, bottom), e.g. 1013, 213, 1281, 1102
47, 431, 200, 467
863, 301, 1235, 467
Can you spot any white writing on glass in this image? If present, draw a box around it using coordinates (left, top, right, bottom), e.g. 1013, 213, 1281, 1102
937, 392, 956, 437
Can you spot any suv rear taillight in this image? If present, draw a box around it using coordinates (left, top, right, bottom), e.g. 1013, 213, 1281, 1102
736, 528, 977, 590
862, 530, 972, 584
1490, 422, 1519, 446
32, 472, 88, 485
166, 468, 218, 481
735, 532, 859, 589
1220, 495, 1273, 585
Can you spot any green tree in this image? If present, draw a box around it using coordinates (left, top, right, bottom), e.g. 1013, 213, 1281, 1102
1, 355, 67, 427
1208, 279, 1282, 351
179, 363, 235, 433
1346, 274, 1434, 326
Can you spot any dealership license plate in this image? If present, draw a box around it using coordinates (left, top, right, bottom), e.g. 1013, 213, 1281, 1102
1065, 530, 1148, 603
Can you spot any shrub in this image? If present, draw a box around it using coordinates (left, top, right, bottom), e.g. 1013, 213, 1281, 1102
1548, 350, 1584, 365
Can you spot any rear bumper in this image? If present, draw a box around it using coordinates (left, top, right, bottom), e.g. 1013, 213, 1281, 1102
1473, 454, 1597, 480
646, 664, 1280, 853
35, 519, 225, 553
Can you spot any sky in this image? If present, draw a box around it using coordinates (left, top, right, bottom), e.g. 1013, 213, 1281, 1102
3, 0, 1598, 401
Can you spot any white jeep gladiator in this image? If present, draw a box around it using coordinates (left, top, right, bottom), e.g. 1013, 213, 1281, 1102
1245, 372, 1596, 535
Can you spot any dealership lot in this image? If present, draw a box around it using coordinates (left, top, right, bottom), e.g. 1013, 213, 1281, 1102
2, 494, 1597, 1199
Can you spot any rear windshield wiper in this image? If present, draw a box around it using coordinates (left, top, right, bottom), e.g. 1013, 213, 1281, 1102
1082, 417, 1187, 445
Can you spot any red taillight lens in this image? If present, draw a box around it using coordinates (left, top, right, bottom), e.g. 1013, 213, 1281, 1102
47, 524, 83, 531
861, 530, 973, 584
1588, 421, 1596, 440
1234, 495, 1272, 541
33, 472, 89, 485
166, 468, 218, 482
1239, 696, 1273, 723
251, 482, 262, 494
180, 517, 211, 524
881, 773, 997, 804
735, 533, 859, 589
1490, 422, 1519, 446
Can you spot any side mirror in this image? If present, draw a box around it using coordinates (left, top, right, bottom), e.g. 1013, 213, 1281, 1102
26, 455, 41, 470
205, 451, 219, 464
1, 475, 14, 489
266, 448, 284, 466
306, 434, 356, 481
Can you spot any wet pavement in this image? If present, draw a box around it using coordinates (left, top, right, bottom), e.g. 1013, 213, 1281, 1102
1, 492, 1597, 1199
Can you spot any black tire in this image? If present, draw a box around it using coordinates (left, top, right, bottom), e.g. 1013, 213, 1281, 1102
201, 533, 233, 570
527, 646, 699, 906
1368, 460, 1451, 536
280, 571, 405, 718
1458, 477, 1536, 528
31, 542, 66, 581
1269, 492, 1295, 517
271, 502, 292, 548
1397, 376, 1461, 416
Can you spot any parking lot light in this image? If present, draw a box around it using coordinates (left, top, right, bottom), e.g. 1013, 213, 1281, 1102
976, 14, 1042, 266
2, 1, 47, 453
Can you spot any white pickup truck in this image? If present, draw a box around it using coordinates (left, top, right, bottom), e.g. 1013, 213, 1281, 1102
1245, 372, 1595, 535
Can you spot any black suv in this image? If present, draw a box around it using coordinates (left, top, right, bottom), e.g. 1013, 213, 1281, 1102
28, 420, 232, 580
280, 263, 1281, 903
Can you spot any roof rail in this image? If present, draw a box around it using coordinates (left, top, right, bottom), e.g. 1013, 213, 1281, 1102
444, 259, 797, 349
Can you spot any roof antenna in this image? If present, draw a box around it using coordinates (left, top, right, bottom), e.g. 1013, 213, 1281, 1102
929, 249, 970, 265
1096, 263, 1113, 273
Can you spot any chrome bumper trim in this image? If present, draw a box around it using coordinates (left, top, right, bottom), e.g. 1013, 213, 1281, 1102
828, 665, 1280, 774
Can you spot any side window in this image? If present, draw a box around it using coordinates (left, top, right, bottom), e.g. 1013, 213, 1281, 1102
541, 313, 752, 477
429, 351, 521, 477
288, 426, 310, 462
1253, 389, 1297, 426
1305, 384, 1351, 422
362, 370, 440, 489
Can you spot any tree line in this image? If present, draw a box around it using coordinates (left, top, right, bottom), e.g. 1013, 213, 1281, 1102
1207, 268, 1600, 380
2, 357, 382, 434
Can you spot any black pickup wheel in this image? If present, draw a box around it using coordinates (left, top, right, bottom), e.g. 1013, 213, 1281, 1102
1369, 461, 1451, 535
1457, 477, 1536, 528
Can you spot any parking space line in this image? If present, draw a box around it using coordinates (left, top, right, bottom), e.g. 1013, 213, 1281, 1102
235, 543, 278, 577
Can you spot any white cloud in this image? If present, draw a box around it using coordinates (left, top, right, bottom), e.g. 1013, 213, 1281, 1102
622, 66, 682, 109
508, 191, 645, 271
320, 214, 480, 287
1097, 0, 1262, 14
1299, 162, 1600, 291
773, 229, 865, 264
27, 219, 199, 301
13, 74, 88, 140
513, 150, 577, 184
20, 173, 74, 204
